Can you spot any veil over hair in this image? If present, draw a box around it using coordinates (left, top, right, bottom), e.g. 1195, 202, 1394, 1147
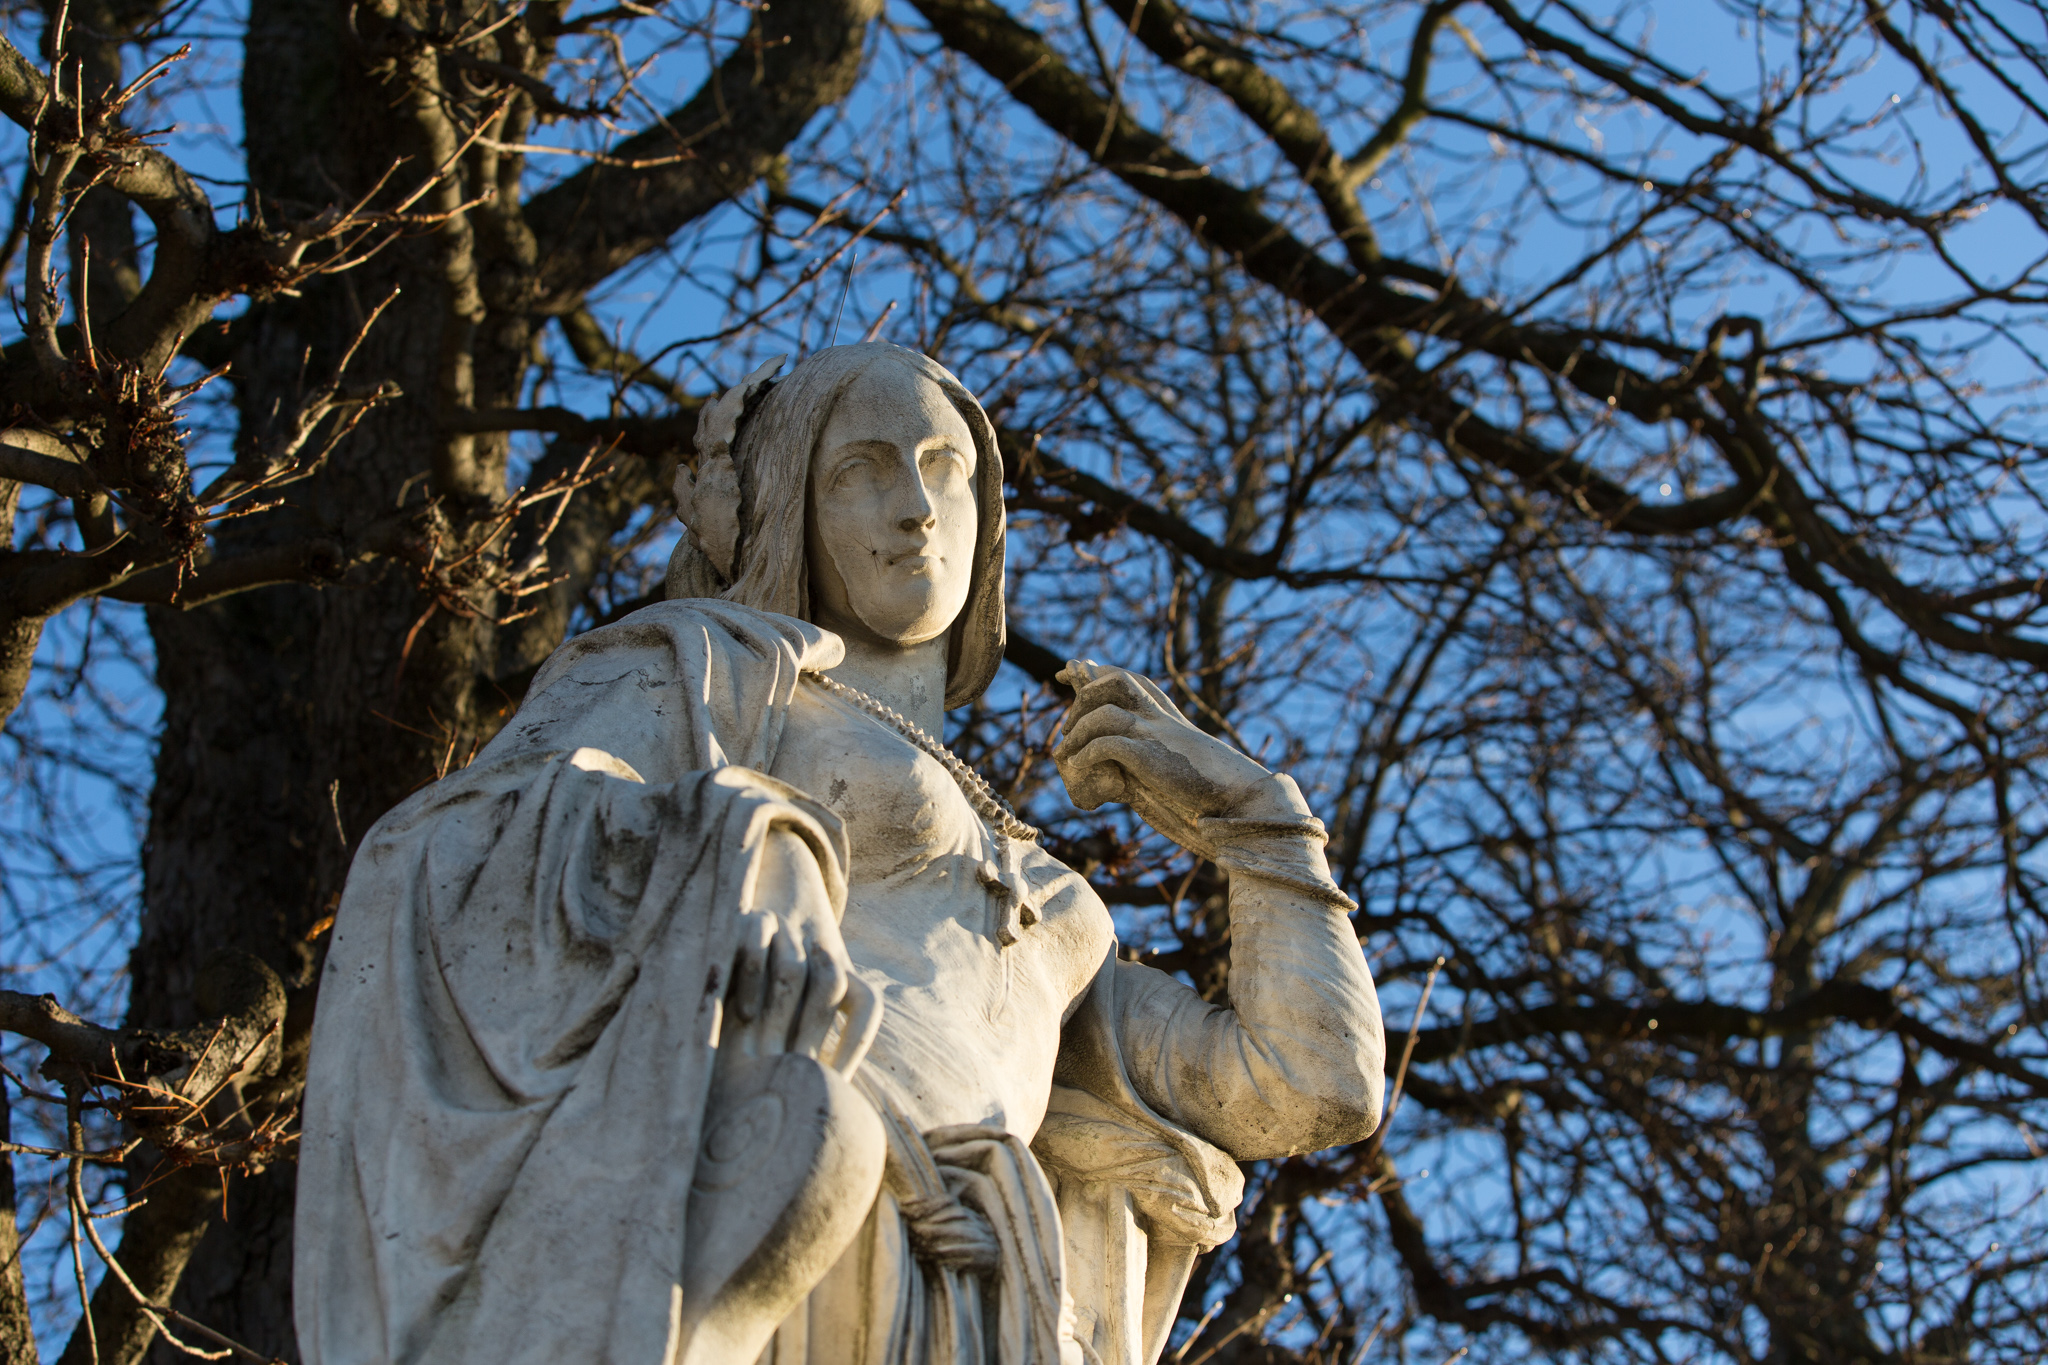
666, 343, 1008, 709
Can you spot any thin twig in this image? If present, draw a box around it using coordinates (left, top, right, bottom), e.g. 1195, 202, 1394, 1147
65, 1090, 98, 1365
0, 1139, 128, 1163
1183, 1294, 1297, 1365
1348, 1310, 1389, 1365
1170, 1297, 1225, 1364
1368, 955, 1444, 1160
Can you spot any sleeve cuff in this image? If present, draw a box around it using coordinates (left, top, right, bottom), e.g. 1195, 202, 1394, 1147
1196, 813, 1357, 911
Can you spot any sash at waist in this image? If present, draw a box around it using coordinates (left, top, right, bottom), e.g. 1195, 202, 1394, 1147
864, 1080, 1079, 1365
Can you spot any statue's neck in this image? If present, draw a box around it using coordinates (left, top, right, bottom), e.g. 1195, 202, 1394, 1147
819, 632, 950, 736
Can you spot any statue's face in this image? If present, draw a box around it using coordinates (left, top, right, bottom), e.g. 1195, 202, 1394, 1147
807, 363, 980, 649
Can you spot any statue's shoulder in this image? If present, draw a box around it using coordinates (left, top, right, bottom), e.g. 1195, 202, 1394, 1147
470, 600, 846, 782
530, 599, 845, 696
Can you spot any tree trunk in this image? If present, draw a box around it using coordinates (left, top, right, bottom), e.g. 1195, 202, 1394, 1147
131, 0, 516, 1355
0, 1091, 35, 1365
99, 0, 878, 1351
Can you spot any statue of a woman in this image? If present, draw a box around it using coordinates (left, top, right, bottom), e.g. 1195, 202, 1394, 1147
293, 344, 1385, 1365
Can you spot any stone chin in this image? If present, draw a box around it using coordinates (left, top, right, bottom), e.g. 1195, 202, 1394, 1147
861, 591, 966, 650
823, 553, 972, 650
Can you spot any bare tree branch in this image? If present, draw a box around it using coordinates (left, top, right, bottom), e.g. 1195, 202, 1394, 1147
521, 0, 883, 313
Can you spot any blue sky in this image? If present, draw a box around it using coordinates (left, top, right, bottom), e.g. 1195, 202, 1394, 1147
2, 0, 2044, 1357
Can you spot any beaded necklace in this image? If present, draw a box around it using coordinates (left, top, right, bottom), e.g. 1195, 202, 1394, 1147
804, 672, 1040, 844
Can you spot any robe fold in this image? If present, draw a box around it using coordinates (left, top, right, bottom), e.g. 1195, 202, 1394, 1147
297, 600, 1351, 1365
297, 606, 850, 1365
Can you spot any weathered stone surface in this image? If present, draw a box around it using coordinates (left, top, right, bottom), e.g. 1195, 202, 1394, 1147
295, 345, 1386, 1365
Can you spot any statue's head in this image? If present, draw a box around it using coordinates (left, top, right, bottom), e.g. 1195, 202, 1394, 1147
666, 343, 1006, 707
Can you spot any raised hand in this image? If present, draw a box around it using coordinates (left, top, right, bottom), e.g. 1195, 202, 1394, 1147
1053, 660, 1306, 853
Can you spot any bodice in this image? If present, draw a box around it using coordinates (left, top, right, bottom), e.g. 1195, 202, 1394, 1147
768, 680, 1112, 1139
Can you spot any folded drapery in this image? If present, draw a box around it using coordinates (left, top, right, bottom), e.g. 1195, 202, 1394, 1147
1036, 958, 1246, 1365
756, 1081, 1083, 1365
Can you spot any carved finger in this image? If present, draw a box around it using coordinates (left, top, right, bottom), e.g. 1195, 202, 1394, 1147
1060, 764, 1125, 811
1054, 657, 1101, 690
792, 948, 848, 1059
1128, 670, 1199, 728
1056, 660, 1150, 737
731, 911, 775, 1024
1054, 703, 1139, 760
1083, 732, 1230, 817
1057, 734, 1147, 810
1070, 666, 1156, 716
1062, 733, 1167, 782
762, 926, 808, 1054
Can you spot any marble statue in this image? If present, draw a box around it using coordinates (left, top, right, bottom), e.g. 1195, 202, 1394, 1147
293, 343, 1386, 1365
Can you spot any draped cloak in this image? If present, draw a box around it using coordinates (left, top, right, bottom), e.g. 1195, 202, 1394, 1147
294, 601, 1244, 1365
295, 602, 850, 1365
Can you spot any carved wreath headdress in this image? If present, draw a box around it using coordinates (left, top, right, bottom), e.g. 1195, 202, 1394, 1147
672, 354, 787, 580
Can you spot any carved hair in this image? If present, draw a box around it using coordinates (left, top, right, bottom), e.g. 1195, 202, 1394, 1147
665, 343, 1007, 708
